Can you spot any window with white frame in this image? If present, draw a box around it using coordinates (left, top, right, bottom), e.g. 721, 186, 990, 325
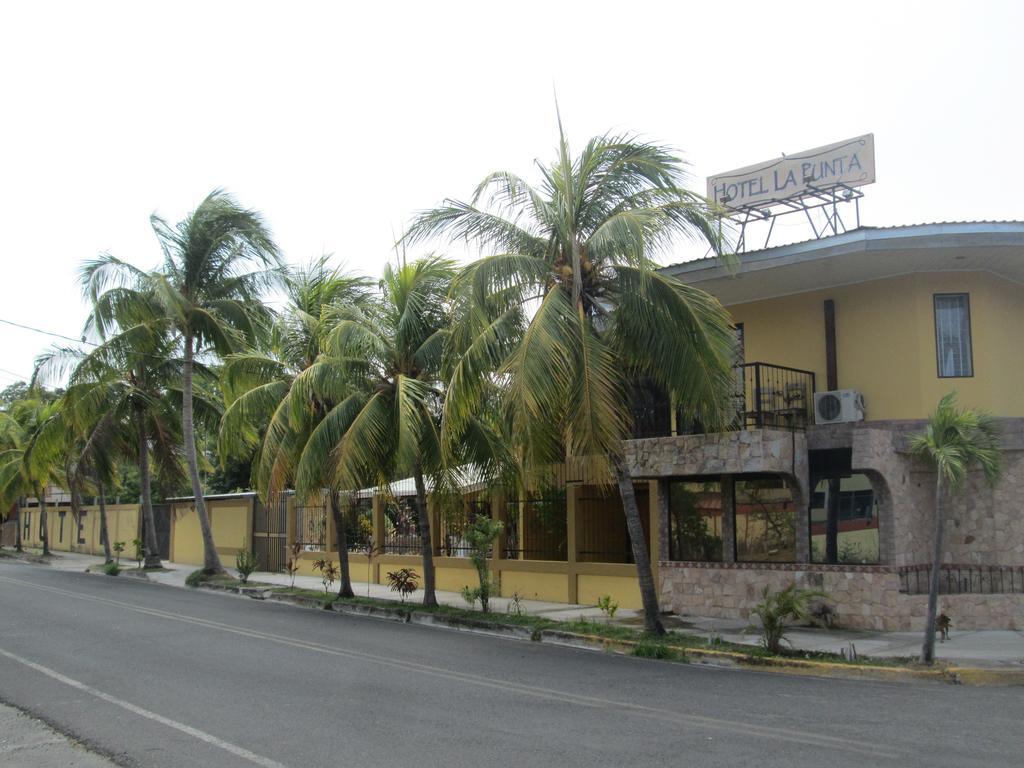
934, 294, 973, 378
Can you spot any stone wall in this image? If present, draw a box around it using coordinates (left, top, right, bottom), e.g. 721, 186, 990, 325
659, 561, 1024, 631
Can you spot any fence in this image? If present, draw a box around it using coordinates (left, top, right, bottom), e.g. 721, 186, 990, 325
294, 502, 328, 550
344, 497, 374, 552
383, 496, 421, 554
899, 564, 1024, 595
440, 498, 490, 557
504, 486, 568, 561
1, 520, 15, 548
576, 488, 649, 564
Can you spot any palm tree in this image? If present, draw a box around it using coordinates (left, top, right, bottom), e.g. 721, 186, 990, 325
293, 256, 456, 606
85, 190, 282, 574
0, 395, 63, 556
910, 392, 1001, 664
407, 122, 736, 633
221, 258, 370, 596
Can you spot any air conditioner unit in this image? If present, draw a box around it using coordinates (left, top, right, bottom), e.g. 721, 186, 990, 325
813, 389, 865, 425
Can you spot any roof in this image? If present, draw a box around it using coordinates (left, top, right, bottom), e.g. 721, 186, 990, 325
660, 221, 1024, 305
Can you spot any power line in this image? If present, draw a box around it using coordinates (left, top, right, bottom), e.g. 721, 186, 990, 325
0, 367, 30, 381
0, 317, 96, 347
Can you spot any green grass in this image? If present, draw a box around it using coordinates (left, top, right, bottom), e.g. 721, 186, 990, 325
188, 580, 918, 669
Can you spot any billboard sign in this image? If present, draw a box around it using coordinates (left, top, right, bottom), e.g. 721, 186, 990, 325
707, 134, 875, 212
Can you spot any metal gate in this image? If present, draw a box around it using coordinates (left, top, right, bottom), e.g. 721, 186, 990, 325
253, 496, 287, 572
139, 505, 172, 560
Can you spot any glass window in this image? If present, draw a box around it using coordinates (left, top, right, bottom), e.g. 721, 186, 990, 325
810, 474, 880, 564
668, 481, 723, 562
934, 294, 973, 377
734, 476, 796, 562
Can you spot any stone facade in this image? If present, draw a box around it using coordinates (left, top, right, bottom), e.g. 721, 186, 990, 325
659, 561, 1024, 631
646, 418, 1024, 631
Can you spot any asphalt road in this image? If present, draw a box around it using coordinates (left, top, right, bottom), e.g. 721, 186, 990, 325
1, 560, 1021, 768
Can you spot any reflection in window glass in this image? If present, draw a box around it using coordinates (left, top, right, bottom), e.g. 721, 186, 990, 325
734, 477, 796, 562
810, 474, 880, 564
668, 481, 723, 562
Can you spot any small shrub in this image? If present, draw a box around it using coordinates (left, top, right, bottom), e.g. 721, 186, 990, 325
465, 515, 503, 612
507, 591, 526, 617
461, 585, 480, 609
102, 561, 121, 576
312, 559, 339, 595
633, 641, 683, 661
935, 612, 952, 642
185, 569, 206, 587
112, 541, 125, 566
285, 542, 302, 587
235, 547, 259, 584
386, 568, 420, 602
749, 584, 829, 654
132, 538, 144, 567
597, 594, 618, 619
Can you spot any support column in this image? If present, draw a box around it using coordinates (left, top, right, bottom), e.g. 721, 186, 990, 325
491, 489, 505, 588
566, 483, 579, 604
656, 479, 670, 562
720, 475, 736, 563
371, 494, 386, 584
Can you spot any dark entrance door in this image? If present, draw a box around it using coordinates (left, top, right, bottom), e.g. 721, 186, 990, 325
253, 496, 287, 573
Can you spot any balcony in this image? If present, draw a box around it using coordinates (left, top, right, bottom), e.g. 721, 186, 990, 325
631, 362, 817, 439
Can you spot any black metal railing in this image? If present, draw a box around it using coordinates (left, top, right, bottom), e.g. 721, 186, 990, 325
294, 502, 328, 550
575, 487, 650, 564
441, 499, 490, 557
899, 564, 1024, 595
504, 490, 568, 562
344, 498, 374, 552
383, 496, 421, 554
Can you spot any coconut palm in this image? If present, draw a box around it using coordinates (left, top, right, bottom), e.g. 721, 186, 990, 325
406, 123, 736, 633
292, 256, 456, 606
0, 395, 64, 556
84, 190, 282, 573
910, 392, 1001, 664
221, 258, 371, 596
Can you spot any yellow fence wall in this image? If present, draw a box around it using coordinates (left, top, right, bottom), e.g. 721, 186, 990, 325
20, 504, 140, 557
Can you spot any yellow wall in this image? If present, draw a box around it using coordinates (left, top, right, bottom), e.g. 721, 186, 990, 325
576, 574, 642, 610
171, 499, 252, 566
21, 504, 140, 557
728, 271, 1024, 419
497, 568, 570, 603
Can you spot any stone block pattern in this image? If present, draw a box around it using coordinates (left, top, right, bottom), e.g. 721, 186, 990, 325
659, 561, 1024, 631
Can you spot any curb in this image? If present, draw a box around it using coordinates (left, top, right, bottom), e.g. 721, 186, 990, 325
172, 580, 1024, 687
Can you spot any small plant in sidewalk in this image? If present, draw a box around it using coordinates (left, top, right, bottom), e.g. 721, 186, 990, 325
461, 585, 480, 609
361, 536, 383, 598
112, 541, 125, 566
132, 538, 144, 568
386, 568, 419, 603
597, 594, 618, 620
102, 560, 121, 576
465, 516, 503, 612
313, 559, 340, 595
935, 612, 952, 642
507, 591, 526, 617
235, 546, 259, 584
285, 541, 302, 587
748, 584, 829, 654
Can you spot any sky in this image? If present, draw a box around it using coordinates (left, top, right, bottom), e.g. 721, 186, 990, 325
1, 0, 1022, 385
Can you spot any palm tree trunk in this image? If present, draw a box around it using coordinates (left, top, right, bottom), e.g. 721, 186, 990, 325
182, 334, 223, 574
330, 490, 355, 598
15, 496, 23, 552
37, 485, 50, 556
413, 462, 437, 607
97, 479, 113, 563
613, 456, 665, 635
137, 410, 162, 568
921, 474, 945, 664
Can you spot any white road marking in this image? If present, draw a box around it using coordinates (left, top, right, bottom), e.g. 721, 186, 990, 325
0, 574, 902, 760
0, 646, 291, 768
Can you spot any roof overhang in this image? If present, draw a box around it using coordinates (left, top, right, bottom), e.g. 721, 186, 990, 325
660, 222, 1024, 305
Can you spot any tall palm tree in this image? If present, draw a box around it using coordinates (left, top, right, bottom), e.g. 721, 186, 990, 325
293, 257, 455, 606
910, 392, 1001, 664
0, 395, 63, 556
407, 122, 736, 633
85, 190, 282, 574
221, 258, 370, 595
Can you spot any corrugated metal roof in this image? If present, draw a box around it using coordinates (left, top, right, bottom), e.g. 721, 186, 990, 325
661, 220, 1024, 271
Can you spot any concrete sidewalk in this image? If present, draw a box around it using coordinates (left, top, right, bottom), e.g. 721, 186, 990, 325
0, 702, 117, 767
21, 549, 1024, 667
